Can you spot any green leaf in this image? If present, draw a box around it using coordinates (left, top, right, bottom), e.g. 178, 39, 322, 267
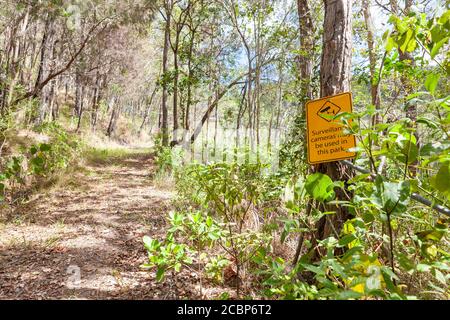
305, 173, 336, 202
425, 73, 440, 95
430, 37, 449, 59
143, 236, 159, 252
416, 229, 445, 242
387, 181, 410, 213
416, 117, 439, 129
438, 10, 450, 24
373, 177, 411, 214
301, 263, 326, 276
386, 36, 396, 52
389, 127, 418, 164
397, 253, 415, 272
416, 263, 431, 272
399, 29, 413, 53
39, 143, 51, 152
206, 216, 213, 227
381, 267, 400, 293
406, 37, 417, 52
434, 269, 447, 285
30, 146, 38, 155
338, 234, 357, 248
140, 263, 154, 270
405, 91, 429, 100
156, 267, 165, 281
394, 16, 408, 34
431, 24, 445, 43
31, 156, 44, 167
430, 162, 450, 195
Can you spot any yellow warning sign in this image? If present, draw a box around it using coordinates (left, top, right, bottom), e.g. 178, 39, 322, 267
306, 92, 356, 164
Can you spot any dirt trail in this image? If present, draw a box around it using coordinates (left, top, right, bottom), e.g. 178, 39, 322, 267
0, 149, 197, 299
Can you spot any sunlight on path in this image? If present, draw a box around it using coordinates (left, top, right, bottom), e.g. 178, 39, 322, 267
0, 149, 182, 299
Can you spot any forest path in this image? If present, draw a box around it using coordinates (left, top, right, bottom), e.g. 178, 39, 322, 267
0, 148, 196, 299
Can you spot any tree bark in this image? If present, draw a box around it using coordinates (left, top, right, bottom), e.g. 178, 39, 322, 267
107, 98, 119, 137
33, 16, 51, 123
362, 0, 387, 131
161, 6, 171, 147
311, 0, 354, 260
235, 82, 247, 150
297, 0, 314, 104
189, 69, 257, 144
362, 0, 380, 112
172, 45, 179, 143
139, 85, 158, 133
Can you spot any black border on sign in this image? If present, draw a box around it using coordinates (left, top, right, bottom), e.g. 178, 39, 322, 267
305, 92, 357, 165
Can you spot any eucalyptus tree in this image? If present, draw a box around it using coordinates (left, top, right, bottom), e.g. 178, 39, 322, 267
311, 0, 354, 259
0, 0, 157, 130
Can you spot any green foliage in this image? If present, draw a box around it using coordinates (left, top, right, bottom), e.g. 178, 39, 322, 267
33, 122, 81, 173
141, 235, 193, 281
153, 133, 184, 176
278, 114, 308, 177
141, 209, 226, 284
144, 4, 450, 301
144, 161, 274, 297
372, 177, 411, 215
305, 173, 337, 203
144, 101, 449, 298
384, 9, 450, 72
0, 122, 80, 205
205, 255, 231, 283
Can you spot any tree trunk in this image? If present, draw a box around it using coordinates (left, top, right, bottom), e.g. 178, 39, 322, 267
76, 86, 85, 133
172, 47, 179, 144
311, 0, 354, 260
74, 72, 82, 121
90, 74, 101, 131
269, 68, 283, 151
161, 8, 171, 147
391, 0, 418, 175
189, 71, 250, 144
236, 82, 247, 151
34, 16, 53, 123
246, 55, 253, 152
254, 12, 262, 158
185, 35, 195, 131
139, 85, 158, 133
297, 0, 314, 104
107, 98, 119, 137
363, 0, 381, 125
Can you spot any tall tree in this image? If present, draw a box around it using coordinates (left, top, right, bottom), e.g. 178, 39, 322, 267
362, 0, 381, 122
168, 0, 190, 144
161, 1, 171, 146
312, 0, 354, 258
390, 0, 416, 121
390, 0, 419, 158
297, 0, 314, 103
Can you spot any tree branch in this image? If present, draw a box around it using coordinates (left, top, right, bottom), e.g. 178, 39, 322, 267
12, 16, 112, 106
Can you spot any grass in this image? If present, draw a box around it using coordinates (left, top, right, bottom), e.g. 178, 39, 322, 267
55, 218, 66, 230
44, 235, 61, 248
5, 235, 33, 249
82, 146, 153, 166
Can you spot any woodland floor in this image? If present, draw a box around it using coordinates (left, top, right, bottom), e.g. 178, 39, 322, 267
0, 148, 211, 299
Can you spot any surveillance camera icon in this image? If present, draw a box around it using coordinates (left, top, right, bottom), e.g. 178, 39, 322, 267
317, 101, 341, 122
